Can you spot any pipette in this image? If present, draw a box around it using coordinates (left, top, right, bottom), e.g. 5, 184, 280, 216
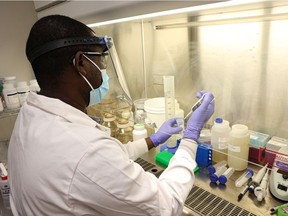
184, 93, 215, 120
248, 163, 268, 193
254, 169, 269, 202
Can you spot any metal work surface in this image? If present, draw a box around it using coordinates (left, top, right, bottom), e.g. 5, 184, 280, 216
137, 147, 285, 216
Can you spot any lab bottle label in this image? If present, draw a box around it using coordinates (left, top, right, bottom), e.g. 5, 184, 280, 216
228, 144, 241, 152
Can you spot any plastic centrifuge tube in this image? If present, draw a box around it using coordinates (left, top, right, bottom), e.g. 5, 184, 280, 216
235, 169, 254, 187
208, 160, 227, 174
219, 167, 235, 185
210, 166, 227, 183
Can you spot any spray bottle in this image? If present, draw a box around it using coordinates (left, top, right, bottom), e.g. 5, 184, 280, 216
0, 163, 10, 209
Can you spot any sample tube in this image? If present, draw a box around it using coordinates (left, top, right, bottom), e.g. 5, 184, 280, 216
208, 160, 227, 174
210, 166, 227, 183
235, 169, 254, 187
219, 167, 235, 185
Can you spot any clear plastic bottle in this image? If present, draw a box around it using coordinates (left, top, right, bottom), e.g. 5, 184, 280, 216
16, 81, 30, 106
235, 169, 254, 187
228, 124, 250, 171
2, 83, 20, 109
208, 160, 228, 174
102, 113, 117, 138
219, 167, 235, 185
115, 118, 133, 144
211, 118, 231, 162
133, 124, 148, 141
210, 165, 227, 183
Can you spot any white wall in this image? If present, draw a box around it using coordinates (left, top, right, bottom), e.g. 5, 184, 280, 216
0, 1, 37, 82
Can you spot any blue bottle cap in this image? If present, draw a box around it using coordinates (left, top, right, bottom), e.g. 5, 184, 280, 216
219, 175, 227, 185
208, 165, 216, 174
246, 169, 254, 177
210, 174, 218, 183
215, 118, 223, 123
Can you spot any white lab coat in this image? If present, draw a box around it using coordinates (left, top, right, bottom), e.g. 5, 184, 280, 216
8, 92, 198, 216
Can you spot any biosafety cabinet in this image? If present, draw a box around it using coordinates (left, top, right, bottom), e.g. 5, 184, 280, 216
86, 1, 288, 215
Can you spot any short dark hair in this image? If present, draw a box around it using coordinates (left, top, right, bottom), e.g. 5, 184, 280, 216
26, 15, 96, 89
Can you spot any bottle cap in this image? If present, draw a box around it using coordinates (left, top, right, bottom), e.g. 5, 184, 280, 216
1, 175, 7, 181
246, 169, 254, 176
208, 165, 216, 174
219, 175, 227, 184
209, 174, 218, 183
215, 118, 223, 123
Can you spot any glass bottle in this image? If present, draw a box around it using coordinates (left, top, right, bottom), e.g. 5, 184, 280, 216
115, 118, 133, 144
102, 113, 117, 138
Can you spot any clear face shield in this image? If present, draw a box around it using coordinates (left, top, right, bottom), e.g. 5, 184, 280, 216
85, 36, 133, 124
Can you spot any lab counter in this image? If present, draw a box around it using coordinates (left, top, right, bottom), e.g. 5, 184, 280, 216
138, 147, 285, 216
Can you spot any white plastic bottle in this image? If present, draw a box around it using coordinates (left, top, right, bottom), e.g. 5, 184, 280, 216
133, 124, 148, 141
17, 81, 30, 105
4, 76, 16, 87
29, 79, 40, 93
228, 124, 250, 171
2, 83, 20, 109
211, 118, 231, 163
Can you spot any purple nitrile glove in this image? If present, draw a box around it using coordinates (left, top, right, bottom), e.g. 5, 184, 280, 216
150, 118, 183, 147
183, 90, 215, 141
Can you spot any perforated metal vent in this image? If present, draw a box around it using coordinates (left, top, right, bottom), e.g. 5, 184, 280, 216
185, 185, 257, 216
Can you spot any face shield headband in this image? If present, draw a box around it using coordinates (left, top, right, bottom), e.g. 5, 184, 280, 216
27, 36, 111, 63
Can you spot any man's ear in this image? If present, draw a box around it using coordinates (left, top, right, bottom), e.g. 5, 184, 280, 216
73, 51, 87, 76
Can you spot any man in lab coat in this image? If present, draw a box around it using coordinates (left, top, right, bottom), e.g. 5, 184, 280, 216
8, 15, 214, 216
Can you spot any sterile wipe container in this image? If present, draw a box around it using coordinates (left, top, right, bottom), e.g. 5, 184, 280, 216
211, 118, 231, 163
228, 124, 250, 171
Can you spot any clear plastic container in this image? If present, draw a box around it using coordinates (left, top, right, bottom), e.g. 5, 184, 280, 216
211, 118, 231, 162
208, 160, 227, 174
219, 167, 235, 185
210, 165, 227, 183
235, 168, 254, 187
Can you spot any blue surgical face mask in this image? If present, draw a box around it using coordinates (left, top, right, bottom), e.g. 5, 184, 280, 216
79, 54, 109, 106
